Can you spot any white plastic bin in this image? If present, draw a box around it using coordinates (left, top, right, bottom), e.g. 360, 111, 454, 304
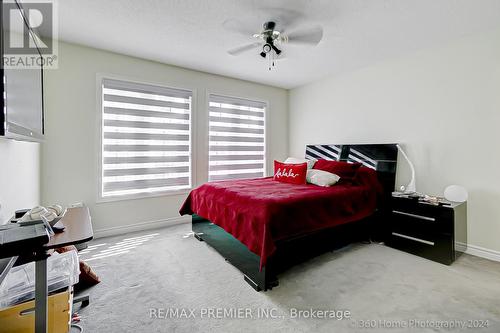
0, 250, 79, 309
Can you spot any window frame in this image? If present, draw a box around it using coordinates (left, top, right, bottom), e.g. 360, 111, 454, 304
206, 91, 269, 182
96, 74, 196, 203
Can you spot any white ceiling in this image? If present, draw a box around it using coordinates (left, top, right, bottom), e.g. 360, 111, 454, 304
52, 0, 500, 89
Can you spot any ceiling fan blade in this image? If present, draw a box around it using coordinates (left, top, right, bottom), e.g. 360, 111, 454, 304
227, 42, 261, 56
286, 26, 323, 45
222, 19, 258, 37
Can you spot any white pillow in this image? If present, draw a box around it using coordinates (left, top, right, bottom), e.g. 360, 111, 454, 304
284, 157, 316, 169
306, 169, 340, 187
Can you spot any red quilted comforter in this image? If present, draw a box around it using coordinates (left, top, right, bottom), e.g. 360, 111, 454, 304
179, 170, 381, 269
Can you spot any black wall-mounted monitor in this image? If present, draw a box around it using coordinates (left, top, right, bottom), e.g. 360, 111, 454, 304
0, 0, 45, 142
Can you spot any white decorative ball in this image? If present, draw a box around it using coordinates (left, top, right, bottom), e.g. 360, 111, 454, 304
444, 185, 468, 203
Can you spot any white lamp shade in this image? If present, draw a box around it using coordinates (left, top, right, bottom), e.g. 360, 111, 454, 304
444, 185, 468, 203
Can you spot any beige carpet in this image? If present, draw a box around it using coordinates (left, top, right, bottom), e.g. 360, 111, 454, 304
75, 223, 500, 333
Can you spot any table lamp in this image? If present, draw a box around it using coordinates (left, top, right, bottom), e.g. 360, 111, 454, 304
396, 144, 416, 193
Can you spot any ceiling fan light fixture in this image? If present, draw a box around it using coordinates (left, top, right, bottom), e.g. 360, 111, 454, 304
262, 43, 272, 53
224, 13, 324, 70
263, 21, 276, 31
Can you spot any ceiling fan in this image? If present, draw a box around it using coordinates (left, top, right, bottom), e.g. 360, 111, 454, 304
224, 10, 323, 70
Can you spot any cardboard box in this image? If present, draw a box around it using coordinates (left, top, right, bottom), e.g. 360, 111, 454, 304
0, 289, 72, 333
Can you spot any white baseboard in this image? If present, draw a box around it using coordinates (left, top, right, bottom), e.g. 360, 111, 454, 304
455, 242, 467, 253
93, 215, 190, 239
456, 242, 500, 262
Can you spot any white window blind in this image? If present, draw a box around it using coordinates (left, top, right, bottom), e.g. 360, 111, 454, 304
100, 78, 192, 198
208, 94, 266, 181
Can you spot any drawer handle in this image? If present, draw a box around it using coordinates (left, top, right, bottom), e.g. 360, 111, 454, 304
392, 232, 435, 246
20, 308, 35, 316
393, 210, 435, 222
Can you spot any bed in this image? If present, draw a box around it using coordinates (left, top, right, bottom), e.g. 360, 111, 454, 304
179, 144, 398, 291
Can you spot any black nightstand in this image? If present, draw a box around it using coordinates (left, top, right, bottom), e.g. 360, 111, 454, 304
386, 195, 467, 265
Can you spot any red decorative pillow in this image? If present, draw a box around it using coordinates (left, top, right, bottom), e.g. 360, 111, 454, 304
313, 159, 362, 180
273, 160, 307, 185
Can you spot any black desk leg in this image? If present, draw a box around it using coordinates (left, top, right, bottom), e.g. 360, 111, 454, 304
35, 256, 48, 333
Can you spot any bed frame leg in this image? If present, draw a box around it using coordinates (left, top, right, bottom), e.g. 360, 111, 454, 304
194, 233, 204, 242
243, 275, 279, 292
244, 275, 262, 292
266, 279, 279, 291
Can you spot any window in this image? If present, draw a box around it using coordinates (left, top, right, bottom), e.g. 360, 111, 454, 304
100, 78, 192, 199
208, 94, 266, 181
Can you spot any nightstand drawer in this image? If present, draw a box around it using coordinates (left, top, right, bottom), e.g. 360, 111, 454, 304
390, 208, 453, 236
391, 200, 454, 228
387, 232, 454, 265
390, 210, 437, 241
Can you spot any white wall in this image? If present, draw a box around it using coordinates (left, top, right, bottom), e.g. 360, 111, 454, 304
289, 28, 500, 253
0, 139, 40, 223
42, 42, 288, 236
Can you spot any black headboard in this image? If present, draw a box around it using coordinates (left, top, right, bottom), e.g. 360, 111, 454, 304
305, 144, 398, 197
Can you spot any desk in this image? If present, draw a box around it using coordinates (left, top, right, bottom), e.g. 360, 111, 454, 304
34, 207, 93, 333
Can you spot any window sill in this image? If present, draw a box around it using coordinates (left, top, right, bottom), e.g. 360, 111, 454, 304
96, 189, 191, 204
